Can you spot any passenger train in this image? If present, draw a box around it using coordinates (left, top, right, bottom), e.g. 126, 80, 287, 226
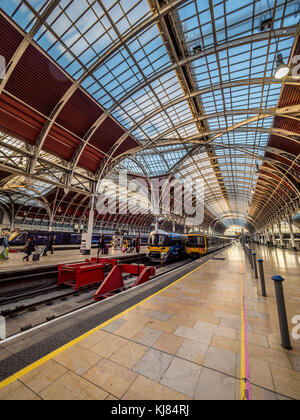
186, 233, 231, 258
147, 230, 186, 262
7, 231, 149, 247
147, 230, 231, 262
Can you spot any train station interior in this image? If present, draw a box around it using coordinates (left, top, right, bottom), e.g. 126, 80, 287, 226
0, 0, 299, 403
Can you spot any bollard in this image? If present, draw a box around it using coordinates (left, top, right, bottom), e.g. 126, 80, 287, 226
257, 259, 267, 297
252, 253, 258, 279
272, 275, 292, 350
249, 249, 254, 269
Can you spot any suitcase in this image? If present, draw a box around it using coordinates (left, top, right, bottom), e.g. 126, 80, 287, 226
32, 253, 40, 261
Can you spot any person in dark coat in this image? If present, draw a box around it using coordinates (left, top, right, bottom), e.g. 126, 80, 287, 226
132, 237, 137, 253
23, 237, 35, 262
43, 236, 50, 256
98, 235, 105, 255
48, 236, 54, 255
127, 237, 133, 253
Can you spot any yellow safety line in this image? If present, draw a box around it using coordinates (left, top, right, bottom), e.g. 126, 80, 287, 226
240, 268, 246, 400
240, 262, 251, 400
0, 259, 211, 390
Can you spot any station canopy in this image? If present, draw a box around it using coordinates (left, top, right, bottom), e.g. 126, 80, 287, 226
0, 0, 299, 233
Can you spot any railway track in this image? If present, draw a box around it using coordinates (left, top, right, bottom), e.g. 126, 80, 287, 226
0, 257, 193, 338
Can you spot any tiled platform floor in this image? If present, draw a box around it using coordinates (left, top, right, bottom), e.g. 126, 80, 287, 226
0, 243, 299, 400
0, 247, 147, 272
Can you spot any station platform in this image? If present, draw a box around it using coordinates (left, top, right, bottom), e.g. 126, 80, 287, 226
0, 247, 147, 273
0, 243, 299, 400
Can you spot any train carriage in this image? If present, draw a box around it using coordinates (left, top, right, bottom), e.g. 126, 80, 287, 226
147, 230, 186, 262
186, 233, 231, 258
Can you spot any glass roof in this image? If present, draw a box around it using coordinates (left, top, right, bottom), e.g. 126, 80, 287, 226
1, 0, 299, 228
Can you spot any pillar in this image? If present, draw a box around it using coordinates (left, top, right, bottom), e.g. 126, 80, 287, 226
278, 220, 284, 248
287, 216, 296, 251
271, 225, 275, 244
155, 216, 159, 231
86, 196, 95, 254
172, 220, 176, 232
49, 216, 54, 232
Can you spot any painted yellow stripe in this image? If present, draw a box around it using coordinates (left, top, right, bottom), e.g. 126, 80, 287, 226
240, 261, 251, 400
240, 267, 246, 400
0, 259, 211, 390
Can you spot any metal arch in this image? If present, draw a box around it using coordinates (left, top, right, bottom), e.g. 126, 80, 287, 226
1, 8, 298, 184
71, 78, 299, 177
0, 201, 12, 225
136, 127, 300, 149
210, 214, 257, 228
259, 164, 300, 196
128, 106, 300, 146
96, 106, 300, 176
255, 175, 295, 201
52, 27, 298, 178
61, 193, 81, 223
70, 195, 91, 225
0, 161, 93, 196
21, 0, 189, 177
115, 156, 151, 180
7, 187, 52, 218
107, 78, 300, 141
251, 186, 288, 215
250, 181, 294, 218
262, 162, 300, 195
12, 194, 51, 220
108, 26, 298, 112
179, 159, 299, 199
257, 173, 297, 196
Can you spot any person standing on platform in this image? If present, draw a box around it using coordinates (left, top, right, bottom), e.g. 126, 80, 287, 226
132, 237, 137, 253
122, 238, 128, 253
127, 237, 133, 253
3, 233, 10, 260
0, 234, 9, 260
23, 237, 35, 262
98, 234, 105, 255
42, 236, 50, 256
48, 236, 55, 255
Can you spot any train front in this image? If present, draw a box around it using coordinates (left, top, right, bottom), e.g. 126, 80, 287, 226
146, 230, 170, 262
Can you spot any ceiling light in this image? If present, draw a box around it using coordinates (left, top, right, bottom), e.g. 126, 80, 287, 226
274, 53, 289, 79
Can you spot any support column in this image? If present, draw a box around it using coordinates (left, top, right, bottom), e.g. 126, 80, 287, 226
266, 229, 270, 245
49, 216, 54, 232
86, 196, 95, 254
172, 220, 176, 232
287, 216, 296, 251
278, 220, 284, 248
155, 216, 159, 231
271, 225, 275, 245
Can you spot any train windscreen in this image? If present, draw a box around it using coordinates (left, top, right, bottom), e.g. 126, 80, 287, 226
187, 236, 205, 247
148, 234, 168, 247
